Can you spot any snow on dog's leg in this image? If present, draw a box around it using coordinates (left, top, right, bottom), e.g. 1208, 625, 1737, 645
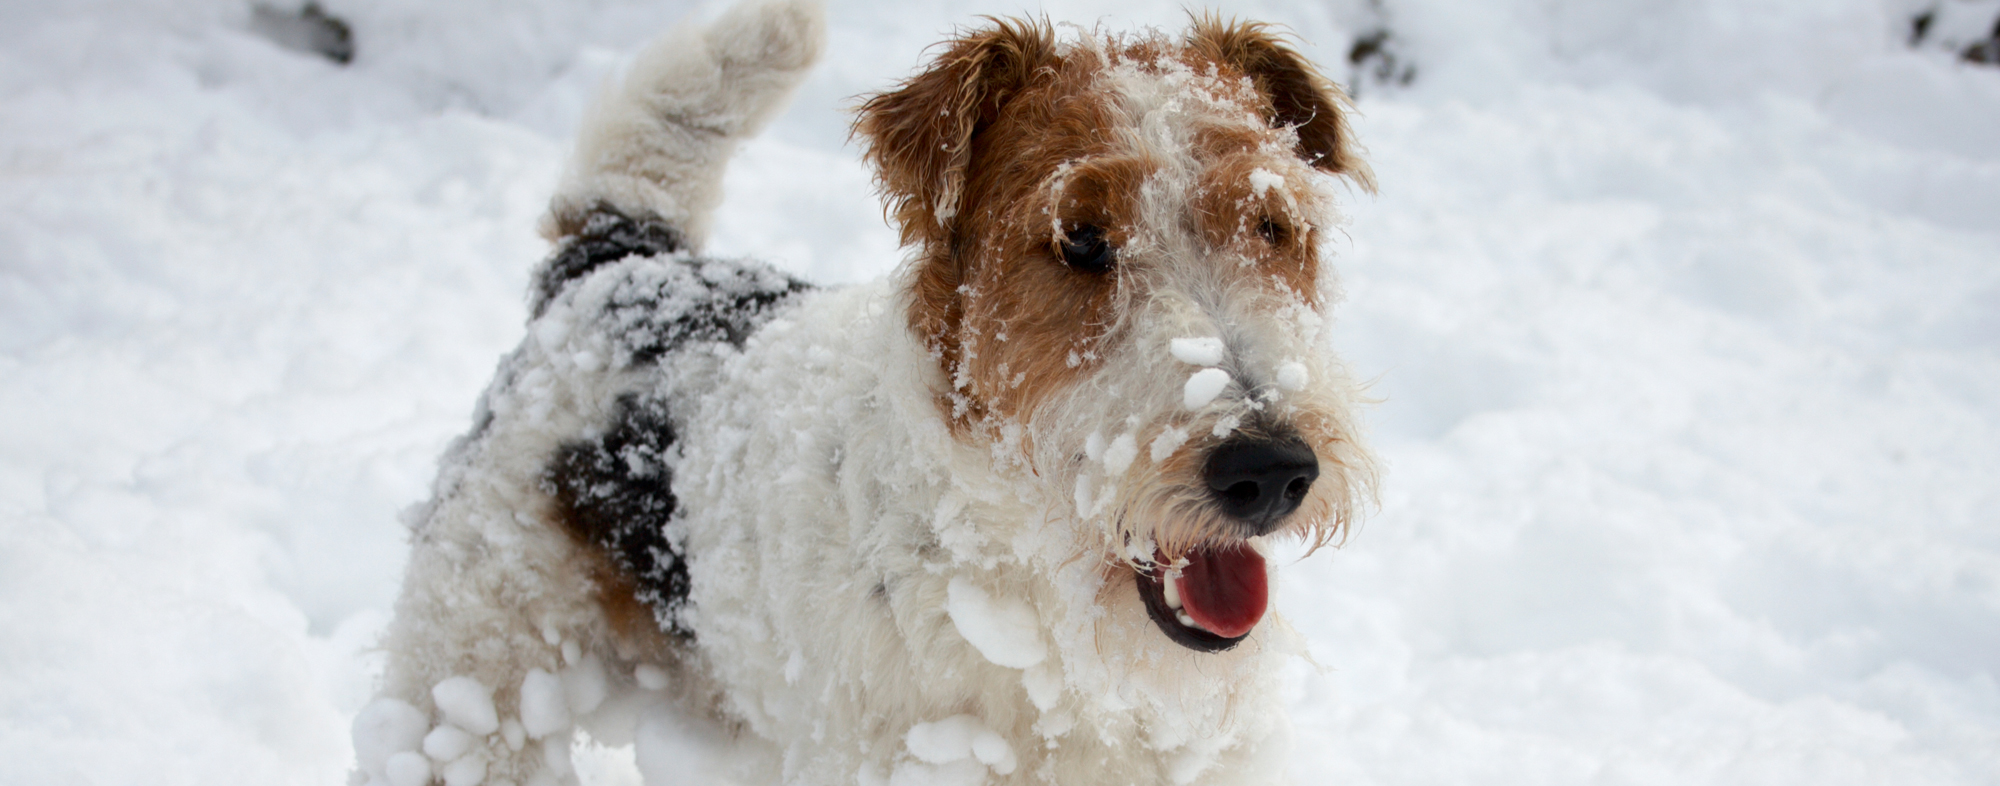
359, 3, 824, 785
543, 0, 826, 249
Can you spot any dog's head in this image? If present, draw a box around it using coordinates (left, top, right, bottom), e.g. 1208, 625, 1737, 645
857, 17, 1376, 653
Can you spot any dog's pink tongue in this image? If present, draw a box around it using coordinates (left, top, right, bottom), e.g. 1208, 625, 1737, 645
1176, 545, 1268, 639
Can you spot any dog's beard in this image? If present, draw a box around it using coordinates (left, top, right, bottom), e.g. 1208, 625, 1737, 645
1019, 308, 1357, 653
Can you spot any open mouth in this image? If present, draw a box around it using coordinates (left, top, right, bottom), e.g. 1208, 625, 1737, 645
1134, 543, 1268, 652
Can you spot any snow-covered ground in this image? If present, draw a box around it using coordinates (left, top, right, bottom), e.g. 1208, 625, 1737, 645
3, 0, 1996, 783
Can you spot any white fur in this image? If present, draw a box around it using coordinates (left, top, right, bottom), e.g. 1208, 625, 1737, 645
543, 0, 824, 248
363, 6, 1372, 786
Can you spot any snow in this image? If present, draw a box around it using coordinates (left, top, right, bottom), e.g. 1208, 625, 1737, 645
431, 676, 500, 737
969, 727, 1018, 774
903, 714, 1017, 775
903, 715, 984, 764
1022, 664, 1064, 711
1150, 426, 1192, 463
1248, 168, 1286, 196
1171, 336, 1228, 366
352, 698, 429, 778
1184, 367, 1234, 409
520, 667, 572, 739
1275, 360, 1310, 392
2, 0, 1997, 784
1103, 432, 1140, 475
422, 725, 475, 762
945, 576, 1049, 669
383, 751, 432, 786
439, 754, 487, 786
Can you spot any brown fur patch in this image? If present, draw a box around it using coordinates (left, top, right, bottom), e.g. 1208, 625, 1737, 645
1185, 16, 1377, 190
1190, 154, 1323, 301
855, 18, 1370, 442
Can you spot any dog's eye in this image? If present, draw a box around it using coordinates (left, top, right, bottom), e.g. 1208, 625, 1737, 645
1257, 217, 1289, 247
1059, 224, 1116, 274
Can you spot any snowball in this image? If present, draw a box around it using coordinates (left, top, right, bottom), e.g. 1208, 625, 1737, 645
385, 751, 432, 786
352, 697, 429, 778
1149, 427, 1190, 464
945, 576, 1047, 669
423, 725, 475, 762
519, 668, 572, 739
1022, 665, 1062, 711
1073, 473, 1098, 519
971, 729, 1017, 775
1248, 167, 1284, 196
533, 317, 571, 352
543, 734, 574, 777
440, 753, 487, 786
1275, 361, 1309, 392
500, 720, 526, 752
431, 676, 500, 736
1102, 433, 1138, 476
562, 655, 608, 716
1083, 431, 1105, 462
1169, 337, 1226, 367
904, 715, 983, 764
948, 576, 1056, 668
1184, 368, 1231, 409
634, 663, 670, 691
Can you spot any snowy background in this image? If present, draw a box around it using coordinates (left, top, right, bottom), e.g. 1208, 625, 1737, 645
3, 0, 1998, 783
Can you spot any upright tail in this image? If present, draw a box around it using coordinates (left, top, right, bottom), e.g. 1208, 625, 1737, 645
541, 0, 825, 248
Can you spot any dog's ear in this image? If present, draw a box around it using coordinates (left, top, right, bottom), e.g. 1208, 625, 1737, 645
854, 17, 1059, 246
855, 17, 1058, 406
1188, 18, 1376, 192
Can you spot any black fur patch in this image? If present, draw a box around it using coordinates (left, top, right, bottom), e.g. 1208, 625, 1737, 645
534, 208, 814, 637
533, 211, 686, 318
587, 249, 813, 366
546, 395, 691, 636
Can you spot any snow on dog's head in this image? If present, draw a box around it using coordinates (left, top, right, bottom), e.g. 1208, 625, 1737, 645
857, 17, 1377, 653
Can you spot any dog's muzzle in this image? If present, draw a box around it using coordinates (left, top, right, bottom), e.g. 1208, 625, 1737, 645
1136, 434, 1320, 652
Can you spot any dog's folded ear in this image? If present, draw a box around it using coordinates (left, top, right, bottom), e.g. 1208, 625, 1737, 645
1187, 18, 1377, 193
853, 17, 1059, 243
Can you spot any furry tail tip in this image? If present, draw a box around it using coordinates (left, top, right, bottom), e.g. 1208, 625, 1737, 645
542, 0, 827, 246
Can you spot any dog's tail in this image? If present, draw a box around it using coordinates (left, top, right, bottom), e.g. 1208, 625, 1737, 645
540, 0, 825, 250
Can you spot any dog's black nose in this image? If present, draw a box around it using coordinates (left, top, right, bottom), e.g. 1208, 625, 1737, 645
1203, 435, 1319, 534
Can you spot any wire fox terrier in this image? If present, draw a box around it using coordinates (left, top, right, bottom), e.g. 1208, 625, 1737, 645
352, 2, 1377, 784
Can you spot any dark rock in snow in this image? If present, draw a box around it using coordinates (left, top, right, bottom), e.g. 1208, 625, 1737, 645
250, 1, 355, 65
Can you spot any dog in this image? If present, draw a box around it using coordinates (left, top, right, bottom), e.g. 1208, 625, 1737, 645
350, 2, 1377, 784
